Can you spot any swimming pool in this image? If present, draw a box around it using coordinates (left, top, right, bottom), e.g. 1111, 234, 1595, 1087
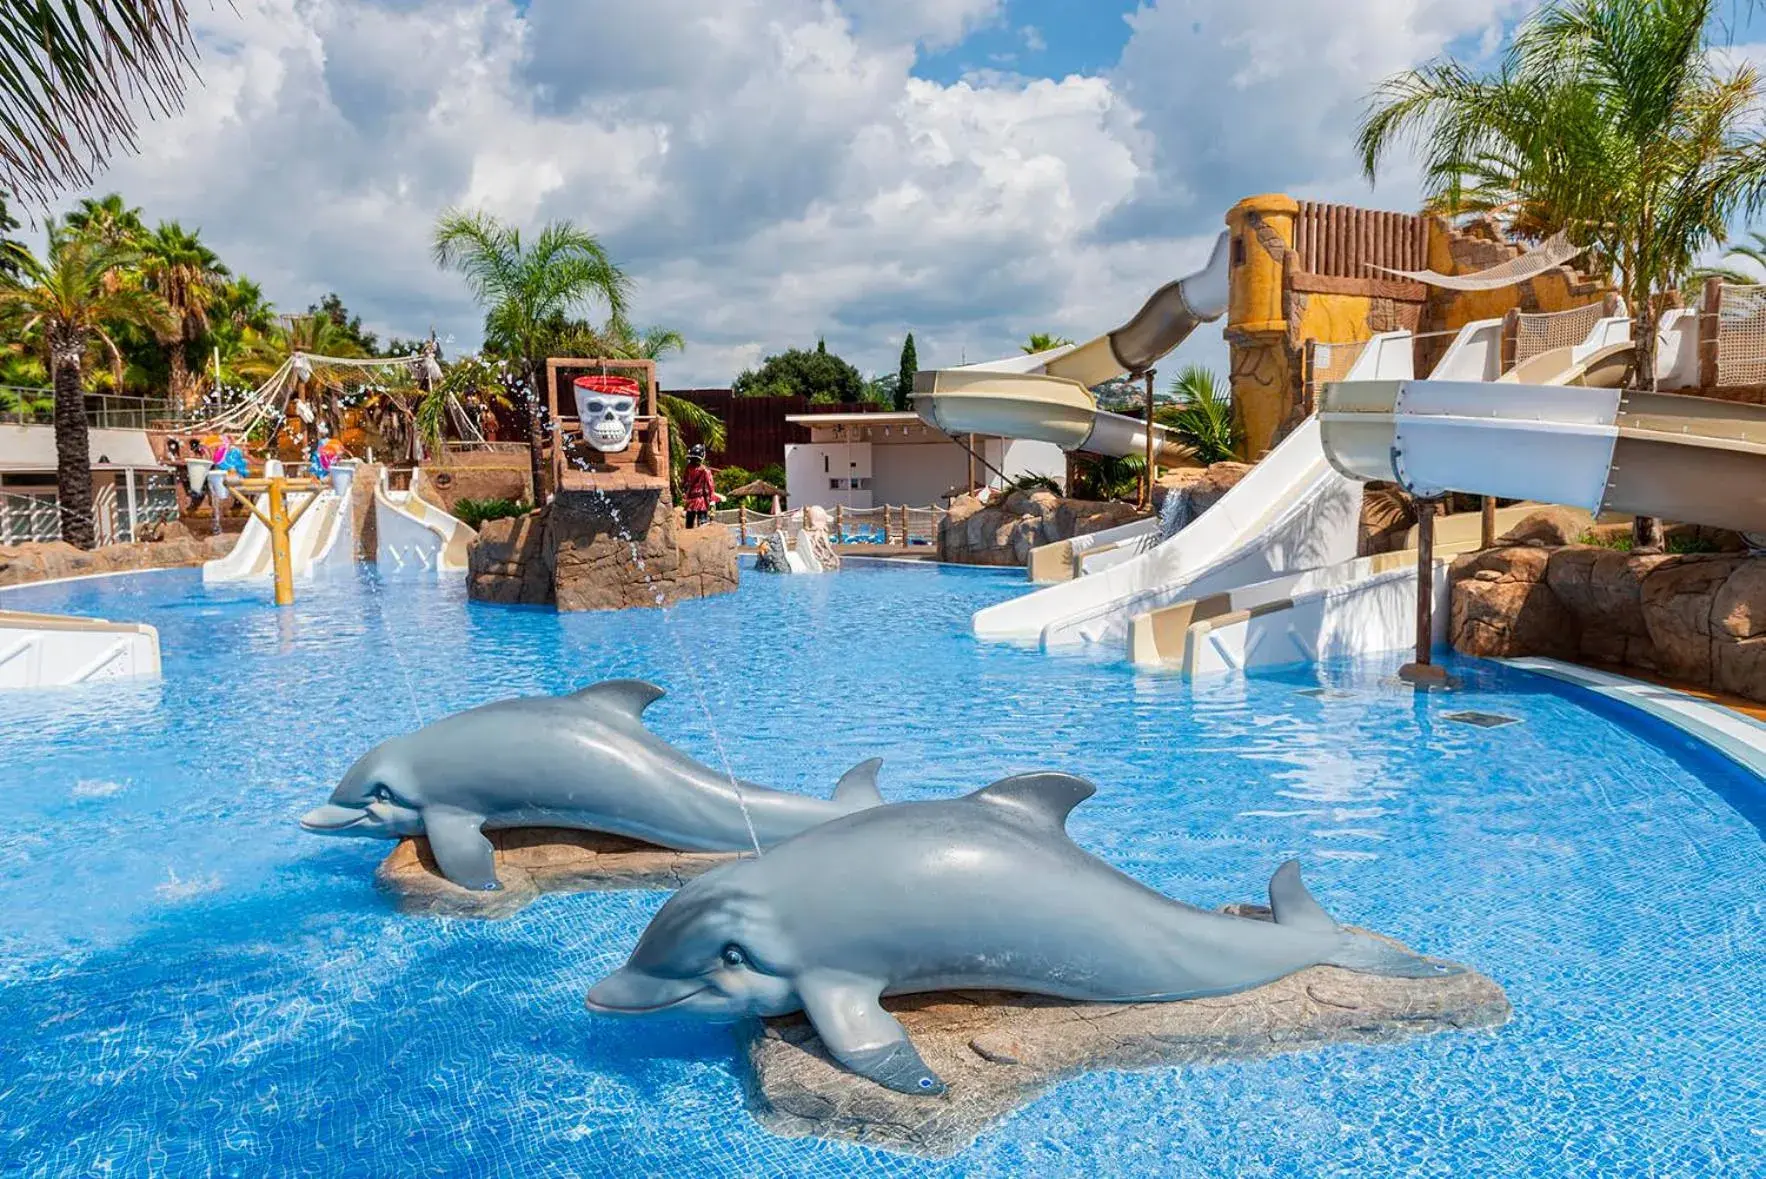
2, 563, 1762, 1175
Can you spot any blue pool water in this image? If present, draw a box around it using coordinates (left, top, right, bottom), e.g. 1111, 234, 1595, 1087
2, 562, 1763, 1176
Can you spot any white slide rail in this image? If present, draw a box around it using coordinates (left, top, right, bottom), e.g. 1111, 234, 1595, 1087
972, 332, 1414, 649
0, 610, 160, 688
374, 470, 475, 574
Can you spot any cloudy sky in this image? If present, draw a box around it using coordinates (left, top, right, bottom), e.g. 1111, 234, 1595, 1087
54, 0, 1762, 386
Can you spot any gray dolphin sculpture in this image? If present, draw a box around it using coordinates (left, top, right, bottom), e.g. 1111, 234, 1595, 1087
585, 772, 1459, 1095
299, 679, 883, 891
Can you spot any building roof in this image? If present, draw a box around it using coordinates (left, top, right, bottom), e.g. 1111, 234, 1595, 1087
0, 425, 161, 473
783, 411, 923, 425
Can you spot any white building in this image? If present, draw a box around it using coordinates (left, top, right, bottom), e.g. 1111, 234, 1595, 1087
783, 411, 1065, 510
0, 421, 176, 544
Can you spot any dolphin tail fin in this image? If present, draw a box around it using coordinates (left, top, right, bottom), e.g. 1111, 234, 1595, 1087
1326, 932, 1466, 980
1271, 860, 1464, 980
833, 758, 884, 808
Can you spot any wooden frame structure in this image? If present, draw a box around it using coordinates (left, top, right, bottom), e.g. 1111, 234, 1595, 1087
543, 357, 671, 497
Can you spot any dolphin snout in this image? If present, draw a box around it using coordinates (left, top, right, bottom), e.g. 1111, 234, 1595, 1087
299, 803, 370, 833
585, 968, 706, 1015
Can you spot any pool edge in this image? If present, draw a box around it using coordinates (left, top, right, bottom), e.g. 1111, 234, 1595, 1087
1499, 657, 1766, 781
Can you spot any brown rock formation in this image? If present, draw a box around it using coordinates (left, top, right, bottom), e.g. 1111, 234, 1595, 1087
1184, 461, 1252, 515
937, 493, 1143, 566
0, 534, 237, 588
467, 491, 738, 611
1496, 506, 1594, 548
740, 911, 1508, 1159
1448, 548, 1578, 658
1450, 547, 1766, 701
376, 828, 738, 919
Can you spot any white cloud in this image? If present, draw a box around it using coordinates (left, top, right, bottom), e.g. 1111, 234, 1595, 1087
64, 0, 1536, 388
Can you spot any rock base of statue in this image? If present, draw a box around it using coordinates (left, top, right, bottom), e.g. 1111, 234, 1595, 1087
376, 828, 739, 918
739, 906, 1509, 1158
466, 490, 738, 611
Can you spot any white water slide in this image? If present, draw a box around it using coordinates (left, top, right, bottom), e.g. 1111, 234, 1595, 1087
201, 461, 357, 585
1126, 310, 1659, 675
374, 469, 475, 574
975, 306, 1645, 660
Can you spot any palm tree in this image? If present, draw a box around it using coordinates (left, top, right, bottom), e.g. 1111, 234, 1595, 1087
0, 227, 174, 547
1159, 364, 1239, 463
0, 5, 199, 203
1022, 332, 1074, 354
139, 221, 229, 408
1685, 228, 1766, 293
1357, 0, 1766, 550
63, 194, 146, 248
433, 210, 631, 499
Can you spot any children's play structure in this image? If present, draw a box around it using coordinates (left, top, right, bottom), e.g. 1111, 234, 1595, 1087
912, 193, 1766, 676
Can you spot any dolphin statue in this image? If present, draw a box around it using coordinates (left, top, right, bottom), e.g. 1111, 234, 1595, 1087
299, 679, 884, 891
585, 772, 1459, 1095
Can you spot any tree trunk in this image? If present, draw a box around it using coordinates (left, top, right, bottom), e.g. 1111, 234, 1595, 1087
50, 331, 96, 549
524, 361, 547, 503
169, 342, 192, 409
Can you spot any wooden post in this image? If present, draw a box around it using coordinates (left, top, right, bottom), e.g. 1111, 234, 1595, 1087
967, 434, 976, 494
1499, 308, 1520, 373
1399, 498, 1450, 687
1480, 495, 1497, 549
1142, 368, 1157, 510
835, 504, 844, 538
1699, 276, 1723, 389
1064, 451, 1078, 498
738, 504, 747, 545
267, 480, 294, 607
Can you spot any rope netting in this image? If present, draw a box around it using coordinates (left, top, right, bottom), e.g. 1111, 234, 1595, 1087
1717, 283, 1766, 386
1513, 301, 1609, 367
1370, 228, 1584, 290
1308, 339, 1370, 387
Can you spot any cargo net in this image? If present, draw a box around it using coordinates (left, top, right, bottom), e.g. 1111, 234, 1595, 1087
1513, 301, 1608, 367
1717, 283, 1766, 386
1308, 339, 1370, 387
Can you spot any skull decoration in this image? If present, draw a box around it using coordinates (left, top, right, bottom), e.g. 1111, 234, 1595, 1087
573, 376, 639, 453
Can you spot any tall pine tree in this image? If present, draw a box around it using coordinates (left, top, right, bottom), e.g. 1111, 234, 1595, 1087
894, 332, 917, 411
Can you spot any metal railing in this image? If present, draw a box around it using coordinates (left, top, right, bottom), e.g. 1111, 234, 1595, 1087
0, 388, 178, 430
2, 474, 183, 546
711, 504, 947, 546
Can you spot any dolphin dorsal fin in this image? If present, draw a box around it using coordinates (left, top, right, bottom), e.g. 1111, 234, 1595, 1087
832, 758, 884, 807
570, 679, 666, 720
1268, 860, 1339, 932
969, 773, 1096, 829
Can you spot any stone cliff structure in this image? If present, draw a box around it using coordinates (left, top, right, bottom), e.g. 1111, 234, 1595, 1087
938, 489, 1144, 566
1451, 544, 1766, 702
467, 491, 738, 611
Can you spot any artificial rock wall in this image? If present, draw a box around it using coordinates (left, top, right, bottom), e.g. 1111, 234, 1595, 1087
1451, 546, 1766, 703
467, 490, 738, 612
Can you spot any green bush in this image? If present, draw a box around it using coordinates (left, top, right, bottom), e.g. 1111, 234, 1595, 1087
454, 497, 531, 529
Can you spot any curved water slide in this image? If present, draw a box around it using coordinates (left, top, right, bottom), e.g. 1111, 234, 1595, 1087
968, 332, 1401, 649
374, 469, 475, 574
913, 230, 1232, 470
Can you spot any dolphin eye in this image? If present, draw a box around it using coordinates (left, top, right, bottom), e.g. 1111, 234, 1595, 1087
370, 784, 394, 804
720, 943, 748, 969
